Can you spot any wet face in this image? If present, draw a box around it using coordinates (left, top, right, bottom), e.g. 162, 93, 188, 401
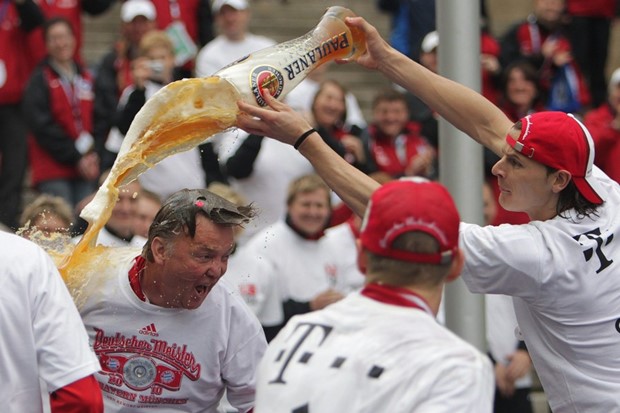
312, 82, 346, 129
288, 188, 331, 236
217, 6, 250, 41
46, 21, 76, 64
154, 215, 235, 309
491, 128, 561, 220
373, 99, 409, 138
506, 67, 537, 108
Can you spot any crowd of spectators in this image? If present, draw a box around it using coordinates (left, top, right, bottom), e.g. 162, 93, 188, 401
2, 1, 620, 411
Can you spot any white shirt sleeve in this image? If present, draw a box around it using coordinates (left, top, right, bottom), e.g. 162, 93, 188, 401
32, 246, 101, 392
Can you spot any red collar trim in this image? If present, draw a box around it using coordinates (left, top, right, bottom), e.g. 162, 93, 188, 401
361, 282, 433, 315
128, 256, 147, 302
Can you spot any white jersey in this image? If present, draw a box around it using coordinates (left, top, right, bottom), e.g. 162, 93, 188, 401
460, 166, 620, 412
227, 221, 348, 327
78, 247, 267, 412
216, 134, 315, 244
323, 221, 365, 294
195, 34, 276, 77
255, 292, 494, 413
0, 232, 100, 412
485, 294, 532, 389
223, 245, 284, 326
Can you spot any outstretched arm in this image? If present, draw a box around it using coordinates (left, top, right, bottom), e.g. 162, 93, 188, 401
236, 95, 378, 217
342, 16, 513, 156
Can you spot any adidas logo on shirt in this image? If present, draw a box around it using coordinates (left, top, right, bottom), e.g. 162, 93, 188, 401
139, 323, 159, 337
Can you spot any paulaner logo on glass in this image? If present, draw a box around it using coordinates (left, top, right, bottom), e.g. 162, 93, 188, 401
283, 32, 350, 80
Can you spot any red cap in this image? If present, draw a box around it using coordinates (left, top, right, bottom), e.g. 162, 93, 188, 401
359, 179, 460, 264
506, 112, 604, 205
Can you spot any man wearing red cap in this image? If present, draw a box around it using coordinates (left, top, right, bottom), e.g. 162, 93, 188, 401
236, 13, 620, 413
252, 179, 493, 412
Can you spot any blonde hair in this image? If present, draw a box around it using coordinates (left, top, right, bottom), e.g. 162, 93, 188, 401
20, 194, 73, 230
139, 30, 174, 57
207, 182, 247, 207
286, 174, 331, 206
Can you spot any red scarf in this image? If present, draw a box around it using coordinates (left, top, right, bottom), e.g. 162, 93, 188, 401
361, 282, 433, 315
128, 256, 147, 301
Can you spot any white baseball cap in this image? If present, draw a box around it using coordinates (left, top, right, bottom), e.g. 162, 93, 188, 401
121, 0, 156, 23
212, 0, 249, 14
421, 31, 439, 54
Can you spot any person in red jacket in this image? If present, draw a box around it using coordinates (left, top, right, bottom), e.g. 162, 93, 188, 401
22, 17, 100, 209
26, 0, 115, 65
584, 67, 620, 184
0, 0, 44, 230
365, 88, 435, 180
500, 0, 591, 113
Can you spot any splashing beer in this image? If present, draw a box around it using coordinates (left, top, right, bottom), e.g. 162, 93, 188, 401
58, 6, 365, 297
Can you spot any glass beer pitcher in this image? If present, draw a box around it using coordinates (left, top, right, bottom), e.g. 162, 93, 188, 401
214, 6, 366, 107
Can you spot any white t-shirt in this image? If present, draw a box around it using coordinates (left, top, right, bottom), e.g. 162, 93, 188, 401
227, 221, 346, 327
219, 136, 315, 244
195, 34, 276, 78
460, 166, 620, 412
255, 292, 494, 413
323, 221, 365, 294
78, 247, 267, 412
0, 232, 100, 412
485, 294, 532, 388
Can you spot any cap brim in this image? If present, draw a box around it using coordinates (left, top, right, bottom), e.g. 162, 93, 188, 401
574, 175, 604, 205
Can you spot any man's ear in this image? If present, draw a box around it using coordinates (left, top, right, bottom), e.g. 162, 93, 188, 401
356, 238, 368, 276
151, 237, 168, 264
444, 249, 464, 283
551, 170, 572, 194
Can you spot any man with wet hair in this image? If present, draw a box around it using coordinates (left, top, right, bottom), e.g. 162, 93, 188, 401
78, 188, 266, 412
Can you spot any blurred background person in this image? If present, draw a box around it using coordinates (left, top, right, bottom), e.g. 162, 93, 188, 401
238, 174, 345, 341
194, 0, 275, 77
363, 88, 436, 180
19, 194, 74, 240
106, 30, 224, 196
498, 60, 545, 122
0, 0, 44, 230
311, 79, 370, 172
376, 0, 436, 64
74, 171, 144, 246
93, 0, 157, 170
584, 67, 620, 185
26, 0, 115, 64
132, 188, 162, 239
566, 0, 618, 108
22, 17, 99, 210
285, 62, 367, 131
150, 0, 215, 78
499, 0, 590, 113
